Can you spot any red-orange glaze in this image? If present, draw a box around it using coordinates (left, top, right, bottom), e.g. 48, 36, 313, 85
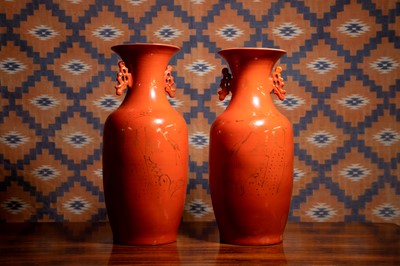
210, 48, 294, 245
103, 44, 188, 245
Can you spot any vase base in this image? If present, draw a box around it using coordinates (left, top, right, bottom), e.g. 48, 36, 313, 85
220, 235, 283, 246
112, 235, 177, 246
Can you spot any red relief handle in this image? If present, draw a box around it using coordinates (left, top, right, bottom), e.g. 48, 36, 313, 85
271, 66, 286, 101
114, 62, 176, 98
217, 67, 286, 101
164, 65, 176, 98
218, 67, 233, 101
115, 61, 133, 96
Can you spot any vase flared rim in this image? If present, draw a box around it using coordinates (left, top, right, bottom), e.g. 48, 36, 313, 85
218, 47, 286, 54
111, 43, 180, 51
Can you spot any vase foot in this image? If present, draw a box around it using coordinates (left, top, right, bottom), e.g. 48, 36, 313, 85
112, 234, 177, 246
220, 235, 283, 246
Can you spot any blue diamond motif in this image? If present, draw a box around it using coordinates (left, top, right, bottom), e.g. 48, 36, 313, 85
0, 58, 27, 74
185, 60, 215, 76
189, 132, 209, 149
29, 25, 58, 40
307, 58, 337, 74
337, 19, 370, 37
216, 24, 243, 41
92, 25, 123, 41
62, 60, 91, 75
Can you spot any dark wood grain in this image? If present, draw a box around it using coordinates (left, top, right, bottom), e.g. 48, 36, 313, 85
0, 222, 399, 265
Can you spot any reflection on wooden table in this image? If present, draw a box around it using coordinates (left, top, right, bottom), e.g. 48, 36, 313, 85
0, 222, 399, 265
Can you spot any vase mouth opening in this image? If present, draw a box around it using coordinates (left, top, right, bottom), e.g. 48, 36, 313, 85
111, 43, 180, 52
218, 47, 286, 53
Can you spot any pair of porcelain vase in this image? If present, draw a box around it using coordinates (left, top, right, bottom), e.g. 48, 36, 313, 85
102, 43, 294, 246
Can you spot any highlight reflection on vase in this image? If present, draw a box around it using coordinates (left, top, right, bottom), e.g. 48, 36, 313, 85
209, 47, 294, 245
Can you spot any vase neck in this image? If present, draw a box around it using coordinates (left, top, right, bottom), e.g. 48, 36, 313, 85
111, 44, 179, 107
228, 75, 276, 112
218, 48, 286, 112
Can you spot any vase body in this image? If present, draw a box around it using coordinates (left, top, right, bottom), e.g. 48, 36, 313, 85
209, 48, 293, 245
103, 44, 188, 245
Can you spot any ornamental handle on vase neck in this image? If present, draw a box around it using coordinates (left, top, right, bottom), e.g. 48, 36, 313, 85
115, 61, 133, 96
271, 66, 286, 101
217, 66, 286, 101
164, 65, 176, 98
218, 67, 233, 101
114, 61, 176, 98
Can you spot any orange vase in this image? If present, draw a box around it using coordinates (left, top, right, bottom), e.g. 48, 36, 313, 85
103, 44, 188, 245
209, 48, 294, 245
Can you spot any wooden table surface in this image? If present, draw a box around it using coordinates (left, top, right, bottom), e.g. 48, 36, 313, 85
0, 221, 399, 265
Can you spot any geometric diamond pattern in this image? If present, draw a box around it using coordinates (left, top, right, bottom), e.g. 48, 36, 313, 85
0, 1, 399, 224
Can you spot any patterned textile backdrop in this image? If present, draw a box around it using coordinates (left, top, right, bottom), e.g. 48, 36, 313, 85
0, 0, 399, 224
